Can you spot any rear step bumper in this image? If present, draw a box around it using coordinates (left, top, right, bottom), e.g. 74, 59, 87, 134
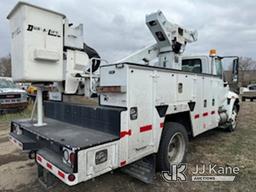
36, 152, 78, 186
9, 132, 38, 150
9, 132, 79, 186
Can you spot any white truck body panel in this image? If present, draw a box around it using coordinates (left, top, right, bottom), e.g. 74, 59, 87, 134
77, 141, 119, 182
97, 62, 235, 170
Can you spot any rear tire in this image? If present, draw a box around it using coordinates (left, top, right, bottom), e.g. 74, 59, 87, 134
157, 122, 188, 171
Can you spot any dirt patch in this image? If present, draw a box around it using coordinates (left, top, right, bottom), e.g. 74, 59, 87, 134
0, 160, 36, 191
0, 137, 9, 143
0, 154, 28, 166
0, 141, 20, 156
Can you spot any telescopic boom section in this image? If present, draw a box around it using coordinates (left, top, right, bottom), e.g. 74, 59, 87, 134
118, 10, 198, 70
146, 10, 197, 53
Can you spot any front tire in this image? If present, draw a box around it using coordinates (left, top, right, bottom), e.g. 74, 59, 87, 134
157, 122, 188, 171
227, 105, 238, 132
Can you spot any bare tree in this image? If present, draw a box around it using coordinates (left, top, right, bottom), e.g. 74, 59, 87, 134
227, 56, 256, 71
0, 55, 11, 77
238, 57, 256, 86
239, 57, 256, 71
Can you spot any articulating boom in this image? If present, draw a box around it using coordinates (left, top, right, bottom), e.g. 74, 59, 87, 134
118, 11, 197, 70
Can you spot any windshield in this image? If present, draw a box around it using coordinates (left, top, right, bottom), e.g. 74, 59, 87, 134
0, 79, 17, 89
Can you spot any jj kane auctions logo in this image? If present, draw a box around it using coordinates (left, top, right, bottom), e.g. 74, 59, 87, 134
162, 164, 240, 182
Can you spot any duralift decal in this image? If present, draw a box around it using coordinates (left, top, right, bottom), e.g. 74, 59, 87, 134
26, 24, 61, 37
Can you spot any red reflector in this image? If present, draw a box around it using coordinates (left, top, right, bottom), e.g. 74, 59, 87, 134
37, 156, 42, 162
160, 122, 164, 128
58, 171, 65, 179
120, 160, 126, 167
140, 125, 152, 132
46, 163, 52, 170
203, 112, 208, 117
194, 114, 200, 119
68, 174, 76, 182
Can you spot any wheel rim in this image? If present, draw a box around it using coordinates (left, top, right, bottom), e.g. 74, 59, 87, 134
230, 109, 237, 129
167, 132, 186, 164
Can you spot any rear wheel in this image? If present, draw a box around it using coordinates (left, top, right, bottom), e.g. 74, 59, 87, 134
157, 122, 188, 171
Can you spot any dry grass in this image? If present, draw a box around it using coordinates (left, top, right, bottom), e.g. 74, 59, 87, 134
0, 104, 32, 123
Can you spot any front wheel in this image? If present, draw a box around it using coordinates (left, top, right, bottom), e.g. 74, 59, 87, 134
227, 105, 238, 132
157, 122, 188, 171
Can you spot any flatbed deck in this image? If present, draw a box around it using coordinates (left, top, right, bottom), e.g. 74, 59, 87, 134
13, 118, 119, 149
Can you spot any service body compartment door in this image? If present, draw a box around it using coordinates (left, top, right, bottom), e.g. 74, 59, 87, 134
127, 67, 154, 159
99, 64, 128, 107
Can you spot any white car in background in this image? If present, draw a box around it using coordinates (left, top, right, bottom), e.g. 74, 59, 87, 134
0, 77, 28, 113
240, 84, 256, 102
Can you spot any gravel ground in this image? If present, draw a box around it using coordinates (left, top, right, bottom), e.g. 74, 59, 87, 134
0, 101, 255, 192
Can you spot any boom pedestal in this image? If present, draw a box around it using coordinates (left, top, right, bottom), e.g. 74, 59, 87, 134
34, 86, 47, 127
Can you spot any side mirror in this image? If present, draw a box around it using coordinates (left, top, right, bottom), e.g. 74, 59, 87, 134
232, 58, 239, 82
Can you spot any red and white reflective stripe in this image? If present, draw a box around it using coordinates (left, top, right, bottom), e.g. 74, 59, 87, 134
140, 124, 152, 132
194, 114, 200, 119
120, 160, 127, 167
194, 110, 217, 119
58, 170, 65, 179
36, 154, 78, 185
120, 129, 132, 138
9, 135, 23, 149
37, 155, 42, 162
46, 162, 53, 169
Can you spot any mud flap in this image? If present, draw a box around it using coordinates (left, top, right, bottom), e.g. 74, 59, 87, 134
121, 154, 156, 183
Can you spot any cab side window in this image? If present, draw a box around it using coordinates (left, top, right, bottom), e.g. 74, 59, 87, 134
182, 59, 202, 73
215, 59, 223, 77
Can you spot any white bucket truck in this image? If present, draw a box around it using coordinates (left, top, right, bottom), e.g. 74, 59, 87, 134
7, 2, 239, 187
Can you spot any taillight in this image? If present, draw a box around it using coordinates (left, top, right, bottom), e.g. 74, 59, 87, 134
63, 150, 69, 162
69, 152, 76, 165
11, 123, 22, 135
11, 123, 16, 132
68, 174, 76, 182
63, 148, 76, 167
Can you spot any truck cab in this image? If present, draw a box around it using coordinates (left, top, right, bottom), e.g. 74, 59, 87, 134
0, 77, 28, 113
182, 54, 223, 76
